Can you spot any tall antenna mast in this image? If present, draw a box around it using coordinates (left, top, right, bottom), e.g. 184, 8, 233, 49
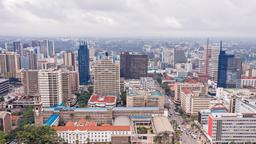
205, 38, 209, 76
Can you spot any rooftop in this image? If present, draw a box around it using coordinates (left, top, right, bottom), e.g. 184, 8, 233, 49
0, 78, 8, 83
44, 114, 59, 126
153, 116, 174, 134
88, 94, 116, 104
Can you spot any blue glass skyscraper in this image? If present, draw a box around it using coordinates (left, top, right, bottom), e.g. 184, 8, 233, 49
217, 41, 241, 88
78, 41, 90, 85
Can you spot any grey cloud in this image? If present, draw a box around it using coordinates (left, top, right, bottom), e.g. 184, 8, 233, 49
0, 0, 256, 38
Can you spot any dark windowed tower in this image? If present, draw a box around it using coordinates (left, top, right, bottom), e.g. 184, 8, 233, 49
217, 41, 241, 88
120, 52, 148, 79
78, 41, 90, 85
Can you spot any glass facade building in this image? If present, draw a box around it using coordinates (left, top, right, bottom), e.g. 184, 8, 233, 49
78, 41, 90, 85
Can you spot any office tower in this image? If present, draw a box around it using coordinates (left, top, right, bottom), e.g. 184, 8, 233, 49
174, 48, 187, 64
204, 41, 220, 81
217, 42, 242, 88
22, 70, 39, 97
0, 52, 21, 78
38, 69, 63, 107
78, 41, 90, 85
208, 113, 256, 143
39, 40, 55, 58
94, 58, 120, 96
0, 111, 12, 133
63, 51, 76, 70
13, 41, 23, 55
161, 48, 175, 67
60, 69, 79, 104
120, 52, 148, 79
21, 49, 37, 69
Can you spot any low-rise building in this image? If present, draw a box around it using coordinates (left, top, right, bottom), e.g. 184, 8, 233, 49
0, 111, 12, 133
208, 113, 256, 144
88, 94, 116, 108
54, 119, 131, 144
0, 79, 9, 95
241, 76, 256, 88
125, 78, 164, 109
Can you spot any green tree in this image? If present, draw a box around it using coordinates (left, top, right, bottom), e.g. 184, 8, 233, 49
17, 125, 62, 144
87, 86, 94, 94
120, 91, 127, 106
0, 131, 7, 144
19, 107, 34, 127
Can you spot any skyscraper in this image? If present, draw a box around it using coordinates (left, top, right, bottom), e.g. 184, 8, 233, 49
78, 41, 90, 85
39, 40, 55, 58
217, 41, 242, 88
93, 57, 120, 96
38, 69, 63, 107
120, 52, 148, 79
63, 51, 76, 70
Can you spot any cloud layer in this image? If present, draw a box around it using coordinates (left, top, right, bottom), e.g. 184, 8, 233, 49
0, 0, 256, 38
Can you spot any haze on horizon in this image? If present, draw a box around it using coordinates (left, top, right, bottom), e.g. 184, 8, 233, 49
0, 0, 256, 38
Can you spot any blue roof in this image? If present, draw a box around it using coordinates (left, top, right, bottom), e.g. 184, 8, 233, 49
113, 107, 160, 111
44, 114, 59, 126
130, 115, 152, 119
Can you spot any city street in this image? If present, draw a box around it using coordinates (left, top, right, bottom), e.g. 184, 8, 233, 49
167, 97, 200, 144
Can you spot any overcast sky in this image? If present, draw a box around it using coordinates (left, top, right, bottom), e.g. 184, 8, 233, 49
0, 0, 256, 38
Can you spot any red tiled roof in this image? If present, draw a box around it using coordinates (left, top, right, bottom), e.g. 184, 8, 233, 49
185, 79, 199, 84
88, 94, 116, 104
53, 125, 130, 131
241, 76, 256, 79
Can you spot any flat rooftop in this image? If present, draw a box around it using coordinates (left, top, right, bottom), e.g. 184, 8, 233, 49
153, 116, 174, 134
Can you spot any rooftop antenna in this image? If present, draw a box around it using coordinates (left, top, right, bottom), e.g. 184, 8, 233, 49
220, 40, 223, 52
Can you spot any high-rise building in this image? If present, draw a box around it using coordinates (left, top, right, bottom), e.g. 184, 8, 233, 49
38, 69, 63, 107
0, 52, 21, 78
63, 51, 76, 71
39, 40, 55, 58
13, 41, 23, 55
204, 42, 220, 81
78, 41, 90, 85
22, 70, 39, 97
161, 48, 175, 67
217, 43, 242, 88
174, 48, 187, 64
120, 52, 148, 79
94, 58, 120, 96
23, 50, 37, 69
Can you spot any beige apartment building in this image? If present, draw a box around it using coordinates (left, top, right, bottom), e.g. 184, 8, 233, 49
22, 69, 39, 96
180, 87, 212, 115
38, 69, 63, 107
93, 58, 120, 96
174, 80, 207, 104
0, 52, 20, 78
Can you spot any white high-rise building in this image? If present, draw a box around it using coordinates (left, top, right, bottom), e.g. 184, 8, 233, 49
93, 58, 120, 96
38, 69, 63, 107
162, 48, 175, 67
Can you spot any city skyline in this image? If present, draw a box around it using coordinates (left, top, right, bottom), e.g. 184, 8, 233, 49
0, 0, 256, 38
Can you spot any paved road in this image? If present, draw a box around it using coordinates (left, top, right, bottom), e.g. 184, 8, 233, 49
167, 97, 199, 144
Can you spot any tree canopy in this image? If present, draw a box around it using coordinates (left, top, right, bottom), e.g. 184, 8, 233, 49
17, 125, 62, 144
